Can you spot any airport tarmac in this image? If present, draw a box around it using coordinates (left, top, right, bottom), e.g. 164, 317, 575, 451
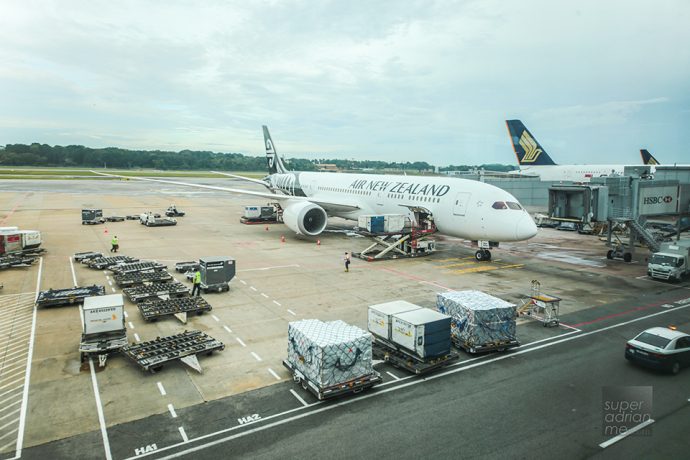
0, 178, 689, 459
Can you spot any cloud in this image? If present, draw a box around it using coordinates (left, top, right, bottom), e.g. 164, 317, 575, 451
532, 97, 670, 127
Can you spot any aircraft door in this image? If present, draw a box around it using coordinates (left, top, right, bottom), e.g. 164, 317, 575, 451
453, 192, 471, 216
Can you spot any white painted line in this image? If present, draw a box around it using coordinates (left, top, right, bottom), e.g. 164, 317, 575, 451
268, 368, 281, 381
157, 382, 167, 396
260, 293, 269, 298
272, 300, 281, 307
599, 419, 655, 448
178, 426, 189, 443
103, 270, 108, 275
0, 394, 21, 412
0, 385, 22, 400
0, 322, 32, 337
212, 315, 220, 322
168, 404, 178, 418
0, 416, 20, 432
236, 337, 246, 348
0, 427, 18, 442
89, 358, 113, 460
0, 406, 20, 423
134, 333, 141, 342
287, 309, 296, 316
289, 389, 309, 407
385, 371, 400, 381
240, 280, 247, 285
124, 300, 690, 460
0, 369, 26, 385
251, 352, 263, 362
0, 378, 24, 393
108, 280, 113, 286
13, 257, 41, 459
124, 311, 129, 318
69, 256, 78, 286
128, 322, 134, 330
249, 286, 257, 292
111, 287, 116, 292
223, 325, 233, 334
239, 264, 300, 272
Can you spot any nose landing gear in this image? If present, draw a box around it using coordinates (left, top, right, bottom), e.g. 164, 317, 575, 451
475, 249, 492, 261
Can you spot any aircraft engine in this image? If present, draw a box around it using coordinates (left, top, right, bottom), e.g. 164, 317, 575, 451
282, 201, 328, 236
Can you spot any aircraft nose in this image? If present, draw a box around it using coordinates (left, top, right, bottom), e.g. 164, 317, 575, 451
516, 214, 538, 240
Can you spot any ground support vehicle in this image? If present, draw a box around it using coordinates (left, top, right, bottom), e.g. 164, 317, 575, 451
114, 270, 173, 287
86, 255, 138, 270
371, 338, 459, 375
140, 213, 177, 227
626, 327, 690, 374
121, 330, 224, 373
282, 359, 382, 400
137, 297, 212, 323
240, 205, 280, 224
36, 285, 106, 307
125, 215, 139, 220
110, 261, 167, 274
198, 257, 235, 292
165, 205, 185, 217
648, 240, 690, 281
82, 209, 105, 225
123, 282, 189, 302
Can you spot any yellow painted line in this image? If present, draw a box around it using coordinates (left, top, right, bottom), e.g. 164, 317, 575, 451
439, 262, 476, 269
453, 264, 524, 275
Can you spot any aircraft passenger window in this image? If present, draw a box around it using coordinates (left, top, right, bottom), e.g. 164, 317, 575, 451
492, 201, 508, 210
507, 202, 522, 210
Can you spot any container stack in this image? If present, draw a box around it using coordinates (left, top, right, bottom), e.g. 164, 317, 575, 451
287, 319, 374, 388
436, 290, 517, 352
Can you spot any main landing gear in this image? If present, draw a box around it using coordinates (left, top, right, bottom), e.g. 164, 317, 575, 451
475, 249, 492, 261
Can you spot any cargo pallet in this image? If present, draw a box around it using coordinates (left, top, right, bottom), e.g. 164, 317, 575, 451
0, 254, 38, 270
123, 282, 189, 302
372, 339, 459, 375
121, 330, 224, 373
144, 218, 177, 227
74, 251, 103, 262
110, 261, 167, 274
79, 330, 128, 367
175, 261, 199, 273
137, 297, 212, 322
114, 270, 173, 287
239, 216, 281, 225
36, 285, 106, 307
282, 359, 382, 400
105, 216, 125, 222
451, 337, 520, 354
87, 255, 138, 270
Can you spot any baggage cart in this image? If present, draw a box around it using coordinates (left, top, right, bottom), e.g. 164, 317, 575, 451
87, 255, 138, 270
122, 282, 189, 302
36, 285, 106, 307
114, 270, 173, 287
137, 297, 212, 322
110, 261, 167, 274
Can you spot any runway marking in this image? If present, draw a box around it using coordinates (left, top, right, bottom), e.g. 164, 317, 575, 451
260, 293, 269, 299
249, 286, 257, 292
168, 404, 178, 419
240, 280, 247, 285
128, 322, 135, 330
599, 419, 655, 448
130, 297, 690, 460
134, 333, 141, 342
250, 352, 262, 362
157, 382, 167, 396
89, 357, 113, 460
273, 300, 281, 307
267, 368, 281, 381
239, 264, 300, 272
212, 315, 220, 322
286, 309, 296, 316
385, 371, 400, 381
222, 326, 232, 334
178, 427, 188, 443
289, 389, 308, 407
235, 338, 246, 348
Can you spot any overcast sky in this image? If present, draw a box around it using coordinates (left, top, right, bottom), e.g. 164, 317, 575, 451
1, 1, 689, 166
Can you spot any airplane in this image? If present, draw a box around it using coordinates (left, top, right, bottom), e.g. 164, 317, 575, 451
506, 120, 638, 181
94, 126, 538, 261
640, 149, 660, 166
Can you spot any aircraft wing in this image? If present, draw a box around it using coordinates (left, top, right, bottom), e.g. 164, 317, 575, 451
91, 171, 360, 212
210, 171, 273, 190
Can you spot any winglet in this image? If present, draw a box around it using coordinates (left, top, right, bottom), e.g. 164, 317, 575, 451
640, 149, 660, 165
505, 120, 556, 166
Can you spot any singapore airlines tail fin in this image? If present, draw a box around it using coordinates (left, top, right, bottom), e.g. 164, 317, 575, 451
263, 125, 289, 174
506, 120, 556, 166
640, 149, 660, 165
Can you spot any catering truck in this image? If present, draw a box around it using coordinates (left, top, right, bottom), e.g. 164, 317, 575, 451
648, 240, 690, 281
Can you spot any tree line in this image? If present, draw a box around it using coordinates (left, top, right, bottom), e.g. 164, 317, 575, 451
0, 143, 515, 172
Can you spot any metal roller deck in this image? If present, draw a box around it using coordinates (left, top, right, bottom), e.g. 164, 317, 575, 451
121, 330, 224, 373
36, 285, 106, 308
113, 270, 174, 287
137, 297, 212, 322
0, 254, 38, 270
122, 282, 189, 302
74, 251, 103, 262
110, 261, 167, 274
371, 338, 459, 375
87, 255, 138, 269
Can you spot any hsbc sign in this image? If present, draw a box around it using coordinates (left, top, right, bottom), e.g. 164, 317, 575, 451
638, 185, 679, 216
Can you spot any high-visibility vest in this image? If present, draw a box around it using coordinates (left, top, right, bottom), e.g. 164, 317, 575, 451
111, 237, 118, 245
194, 271, 201, 284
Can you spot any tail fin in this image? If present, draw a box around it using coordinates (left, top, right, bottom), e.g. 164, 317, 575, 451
262, 125, 288, 174
640, 149, 660, 165
505, 120, 556, 166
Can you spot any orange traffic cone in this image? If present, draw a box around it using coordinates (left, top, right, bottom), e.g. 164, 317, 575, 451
104, 227, 109, 234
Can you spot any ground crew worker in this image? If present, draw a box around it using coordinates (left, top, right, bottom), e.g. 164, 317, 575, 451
344, 252, 351, 272
191, 269, 202, 296
110, 235, 119, 253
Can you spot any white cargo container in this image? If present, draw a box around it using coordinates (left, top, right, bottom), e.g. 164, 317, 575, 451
81, 294, 125, 335
0, 227, 19, 232
391, 308, 451, 359
19, 230, 41, 249
383, 214, 406, 233
368, 300, 421, 340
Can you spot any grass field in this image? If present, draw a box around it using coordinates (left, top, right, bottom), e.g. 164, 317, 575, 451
0, 168, 266, 179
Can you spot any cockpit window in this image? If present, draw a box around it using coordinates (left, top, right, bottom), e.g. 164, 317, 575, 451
507, 202, 522, 210
492, 201, 508, 209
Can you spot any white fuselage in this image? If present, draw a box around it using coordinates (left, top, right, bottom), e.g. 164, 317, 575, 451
268, 172, 537, 242
516, 164, 657, 182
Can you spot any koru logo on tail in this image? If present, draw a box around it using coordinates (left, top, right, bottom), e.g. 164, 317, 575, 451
519, 130, 542, 163
266, 139, 275, 168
